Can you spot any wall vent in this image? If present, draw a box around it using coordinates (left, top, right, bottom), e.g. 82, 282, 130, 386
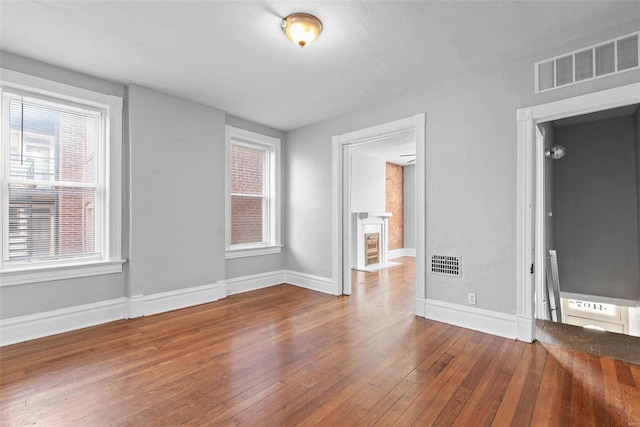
431, 255, 461, 277
535, 32, 639, 94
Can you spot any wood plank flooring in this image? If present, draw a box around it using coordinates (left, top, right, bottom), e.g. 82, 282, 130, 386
1, 257, 639, 426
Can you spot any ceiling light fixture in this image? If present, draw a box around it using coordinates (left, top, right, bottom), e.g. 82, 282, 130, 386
281, 13, 323, 48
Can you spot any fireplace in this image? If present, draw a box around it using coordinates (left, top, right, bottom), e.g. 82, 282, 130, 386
365, 232, 380, 266
353, 212, 393, 271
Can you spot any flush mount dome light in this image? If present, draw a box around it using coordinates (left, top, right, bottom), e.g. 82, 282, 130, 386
281, 13, 323, 47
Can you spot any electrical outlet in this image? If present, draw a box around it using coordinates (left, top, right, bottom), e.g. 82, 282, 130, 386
468, 293, 476, 305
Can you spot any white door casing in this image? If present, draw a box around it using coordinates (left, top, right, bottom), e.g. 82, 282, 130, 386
516, 82, 640, 342
332, 113, 427, 314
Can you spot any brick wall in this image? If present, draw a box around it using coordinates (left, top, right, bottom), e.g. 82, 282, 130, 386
230, 144, 264, 244
385, 162, 404, 250
58, 112, 96, 256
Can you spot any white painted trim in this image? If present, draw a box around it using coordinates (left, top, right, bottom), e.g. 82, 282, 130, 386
0, 297, 128, 346
224, 270, 285, 295
0, 259, 126, 286
141, 283, 226, 316
224, 125, 282, 255
424, 299, 517, 340
415, 296, 426, 317
0, 68, 124, 281
517, 82, 640, 343
332, 114, 426, 311
128, 294, 145, 318
516, 316, 534, 343
388, 248, 416, 259
225, 245, 283, 259
0, 269, 342, 346
0, 282, 226, 346
284, 270, 336, 295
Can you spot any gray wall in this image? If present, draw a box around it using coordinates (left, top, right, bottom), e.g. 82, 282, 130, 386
284, 21, 640, 314
403, 164, 416, 250
0, 52, 128, 318
0, 53, 284, 319
554, 116, 640, 301
128, 85, 226, 296
351, 150, 386, 213
225, 115, 286, 279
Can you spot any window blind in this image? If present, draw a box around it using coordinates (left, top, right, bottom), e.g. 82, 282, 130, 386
3, 94, 102, 264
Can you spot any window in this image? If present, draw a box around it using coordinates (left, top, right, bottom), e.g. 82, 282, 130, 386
1, 69, 124, 286
225, 126, 281, 258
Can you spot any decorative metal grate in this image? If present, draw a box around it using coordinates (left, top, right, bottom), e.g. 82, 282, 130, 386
431, 255, 461, 277
535, 32, 639, 93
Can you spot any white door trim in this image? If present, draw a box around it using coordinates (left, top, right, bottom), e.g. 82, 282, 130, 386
516, 82, 640, 342
331, 114, 427, 314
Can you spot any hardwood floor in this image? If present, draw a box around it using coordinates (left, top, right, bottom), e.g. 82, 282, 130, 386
1, 257, 639, 426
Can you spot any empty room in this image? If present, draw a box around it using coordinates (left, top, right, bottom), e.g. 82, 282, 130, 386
1, 1, 639, 425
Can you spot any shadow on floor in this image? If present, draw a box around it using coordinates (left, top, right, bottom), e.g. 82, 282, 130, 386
536, 319, 640, 365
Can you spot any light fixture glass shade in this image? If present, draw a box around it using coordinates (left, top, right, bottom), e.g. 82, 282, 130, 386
281, 13, 323, 47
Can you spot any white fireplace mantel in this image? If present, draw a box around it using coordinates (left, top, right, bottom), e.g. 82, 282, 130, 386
354, 212, 392, 221
353, 212, 392, 271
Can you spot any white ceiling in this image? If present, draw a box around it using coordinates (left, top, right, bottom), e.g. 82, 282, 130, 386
1, 1, 638, 131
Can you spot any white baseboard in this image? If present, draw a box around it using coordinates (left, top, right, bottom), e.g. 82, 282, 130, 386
224, 271, 285, 295
284, 270, 336, 295
517, 315, 534, 342
415, 296, 426, 317
424, 299, 517, 340
0, 270, 337, 346
142, 282, 226, 316
388, 248, 416, 259
0, 298, 128, 347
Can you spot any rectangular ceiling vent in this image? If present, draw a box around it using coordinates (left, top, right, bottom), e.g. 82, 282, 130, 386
535, 32, 638, 94
431, 255, 461, 277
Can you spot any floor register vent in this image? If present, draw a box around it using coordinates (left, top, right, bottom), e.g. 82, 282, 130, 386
431, 255, 461, 277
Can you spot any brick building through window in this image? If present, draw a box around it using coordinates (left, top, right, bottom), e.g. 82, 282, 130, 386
5, 97, 99, 264
225, 126, 281, 258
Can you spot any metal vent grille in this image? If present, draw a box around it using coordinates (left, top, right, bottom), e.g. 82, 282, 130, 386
535, 32, 639, 93
431, 255, 461, 277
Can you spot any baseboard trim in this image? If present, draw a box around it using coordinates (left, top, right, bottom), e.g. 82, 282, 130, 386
517, 315, 534, 343
142, 282, 226, 316
415, 296, 427, 317
224, 271, 285, 295
284, 270, 336, 295
388, 248, 416, 259
424, 299, 517, 340
0, 297, 128, 347
1, 270, 337, 346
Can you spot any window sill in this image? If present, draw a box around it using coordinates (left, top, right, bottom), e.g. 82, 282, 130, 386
225, 245, 283, 259
0, 259, 127, 287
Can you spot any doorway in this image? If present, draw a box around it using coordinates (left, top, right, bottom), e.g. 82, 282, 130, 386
331, 114, 427, 316
516, 82, 640, 344
538, 106, 640, 338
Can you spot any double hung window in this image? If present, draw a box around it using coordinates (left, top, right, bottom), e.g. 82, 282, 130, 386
225, 126, 281, 258
1, 70, 123, 285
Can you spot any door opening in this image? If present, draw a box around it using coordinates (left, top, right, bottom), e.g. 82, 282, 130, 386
537, 105, 640, 340
516, 82, 640, 344
331, 114, 427, 316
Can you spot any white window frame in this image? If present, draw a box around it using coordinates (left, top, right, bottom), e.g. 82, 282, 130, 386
0, 69, 124, 286
225, 126, 281, 259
